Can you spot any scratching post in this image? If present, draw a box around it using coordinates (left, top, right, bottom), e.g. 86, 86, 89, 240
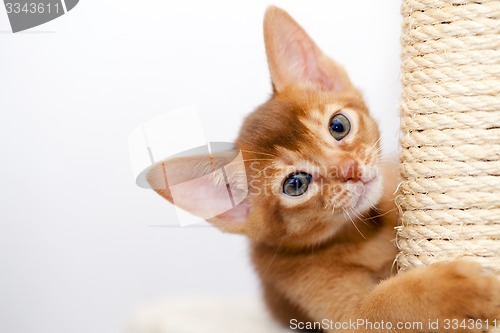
396, 0, 500, 281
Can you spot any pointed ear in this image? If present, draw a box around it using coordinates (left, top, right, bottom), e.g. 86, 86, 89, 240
146, 149, 249, 233
263, 6, 353, 93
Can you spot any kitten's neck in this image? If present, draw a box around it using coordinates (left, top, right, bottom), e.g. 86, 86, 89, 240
253, 208, 386, 255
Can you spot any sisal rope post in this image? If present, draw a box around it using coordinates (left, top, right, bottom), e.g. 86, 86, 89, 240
396, 0, 500, 295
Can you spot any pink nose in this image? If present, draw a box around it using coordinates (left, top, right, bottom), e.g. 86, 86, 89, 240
339, 160, 361, 183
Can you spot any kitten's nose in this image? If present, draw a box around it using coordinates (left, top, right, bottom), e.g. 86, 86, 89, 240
339, 160, 361, 183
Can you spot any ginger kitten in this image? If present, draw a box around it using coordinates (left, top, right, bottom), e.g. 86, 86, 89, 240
146, 6, 500, 332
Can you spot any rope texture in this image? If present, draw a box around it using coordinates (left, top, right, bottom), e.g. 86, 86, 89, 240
396, 0, 500, 281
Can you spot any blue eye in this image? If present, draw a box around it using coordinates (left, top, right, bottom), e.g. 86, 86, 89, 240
283, 172, 312, 197
329, 114, 351, 141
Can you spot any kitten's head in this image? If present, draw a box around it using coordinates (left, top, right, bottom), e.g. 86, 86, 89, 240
147, 7, 382, 248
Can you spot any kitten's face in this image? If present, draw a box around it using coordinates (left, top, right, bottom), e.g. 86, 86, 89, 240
237, 88, 382, 247
147, 7, 384, 248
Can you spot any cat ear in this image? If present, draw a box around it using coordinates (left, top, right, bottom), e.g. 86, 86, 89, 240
146, 149, 249, 233
263, 6, 353, 93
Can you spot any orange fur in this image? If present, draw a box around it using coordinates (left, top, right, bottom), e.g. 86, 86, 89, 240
147, 6, 500, 332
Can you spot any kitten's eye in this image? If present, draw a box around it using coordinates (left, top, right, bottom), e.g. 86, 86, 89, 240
282, 172, 312, 197
329, 114, 351, 141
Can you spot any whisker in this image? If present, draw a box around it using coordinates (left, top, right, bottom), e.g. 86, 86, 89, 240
369, 204, 383, 214
239, 149, 277, 158
367, 207, 398, 220
241, 158, 275, 162
356, 206, 398, 225
351, 208, 370, 226
262, 238, 283, 275
369, 137, 382, 152
344, 208, 366, 239
253, 164, 276, 177
373, 148, 383, 156
223, 158, 274, 169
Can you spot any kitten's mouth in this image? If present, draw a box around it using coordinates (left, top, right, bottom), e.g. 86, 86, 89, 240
352, 176, 378, 210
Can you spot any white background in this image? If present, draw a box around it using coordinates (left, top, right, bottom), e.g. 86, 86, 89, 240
0, 1, 401, 332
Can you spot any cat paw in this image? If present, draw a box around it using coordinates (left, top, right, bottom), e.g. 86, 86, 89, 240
419, 261, 500, 325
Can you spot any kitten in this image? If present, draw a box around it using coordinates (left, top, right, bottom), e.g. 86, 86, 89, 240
146, 6, 500, 332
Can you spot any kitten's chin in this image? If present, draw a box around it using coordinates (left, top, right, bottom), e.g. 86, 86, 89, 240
351, 176, 384, 215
